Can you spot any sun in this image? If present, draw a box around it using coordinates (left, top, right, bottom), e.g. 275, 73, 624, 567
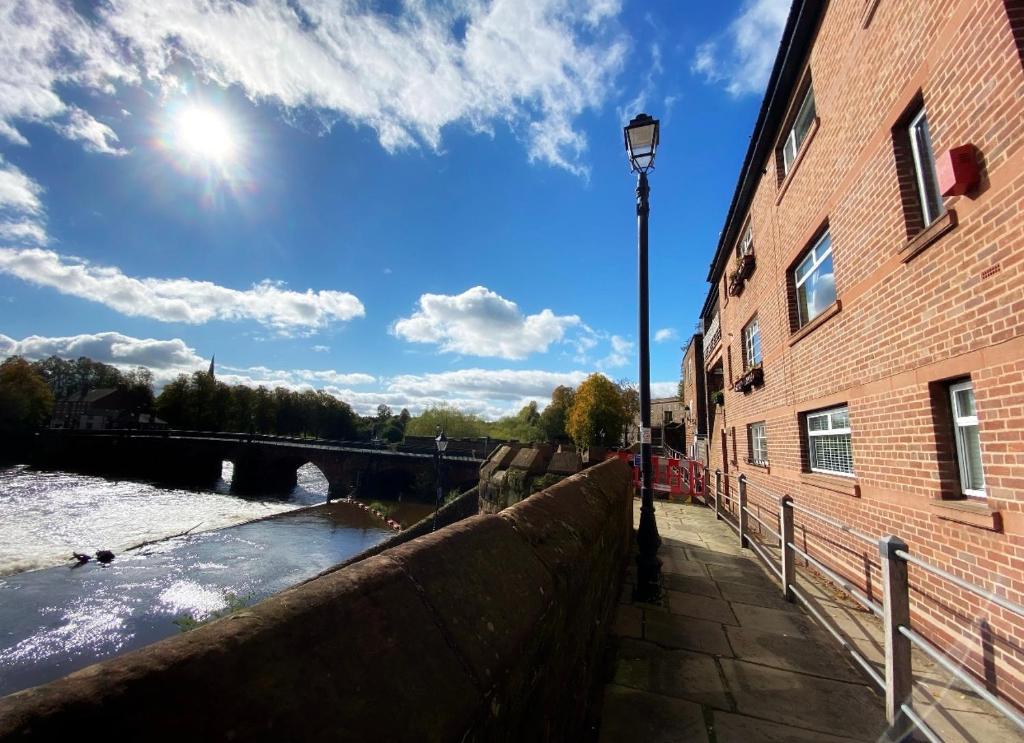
175, 106, 236, 163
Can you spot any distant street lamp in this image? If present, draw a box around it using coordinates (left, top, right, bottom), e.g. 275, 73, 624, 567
624, 112, 662, 601
432, 428, 449, 532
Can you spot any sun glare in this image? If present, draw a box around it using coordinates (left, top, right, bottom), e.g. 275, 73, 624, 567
176, 106, 236, 163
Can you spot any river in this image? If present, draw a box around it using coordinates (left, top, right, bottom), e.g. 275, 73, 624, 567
0, 463, 434, 697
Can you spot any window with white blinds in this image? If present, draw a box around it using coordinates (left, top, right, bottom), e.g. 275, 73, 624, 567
806, 406, 854, 476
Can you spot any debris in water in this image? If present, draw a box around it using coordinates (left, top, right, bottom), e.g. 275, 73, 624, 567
95, 550, 115, 564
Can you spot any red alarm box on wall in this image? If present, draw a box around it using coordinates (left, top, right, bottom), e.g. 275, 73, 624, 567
935, 144, 978, 197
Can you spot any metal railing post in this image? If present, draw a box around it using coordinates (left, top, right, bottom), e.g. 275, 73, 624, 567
780, 495, 795, 602
714, 470, 722, 520
738, 474, 748, 548
880, 535, 913, 733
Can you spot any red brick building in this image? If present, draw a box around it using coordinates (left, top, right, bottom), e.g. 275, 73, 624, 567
691, 0, 1024, 709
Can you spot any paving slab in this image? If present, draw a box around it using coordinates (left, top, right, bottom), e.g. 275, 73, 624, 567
664, 589, 739, 626
611, 638, 732, 709
719, 658, 885, 740
662, 573, 721, 598
729, 601, 819, 636
716, 579, 793, 611
711, 711, 867, 743
598, 685, 709, 743
724, 625, 863, 683
644, 611, 734, 656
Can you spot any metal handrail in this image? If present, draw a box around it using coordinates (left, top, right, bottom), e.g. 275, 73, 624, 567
742, 506, 780, 541
788, 541, 883, 618
747, 537, 784, 582
900, 625, 1024, 732
899, 704, 942, 743
895, 549, 1024, 620
789, 501, 876, 546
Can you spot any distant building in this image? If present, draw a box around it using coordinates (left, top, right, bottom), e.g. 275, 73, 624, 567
49, 389, 163, 431
628, 396, 685, 453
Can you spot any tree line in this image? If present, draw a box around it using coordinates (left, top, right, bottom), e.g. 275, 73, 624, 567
0, 354, 639, 450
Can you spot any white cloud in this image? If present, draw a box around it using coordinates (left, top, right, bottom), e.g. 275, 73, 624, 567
598, 334, 633, 368
691, 0, 789, 97
54, 106, 128, 156
0, 331, 205, 375
650, 381, 678, 398
391, 286, 581, 360
0, 157, 47, 247
654, 327, 677, 343
311, 345, 330, 353
1, 0, 627, 175
0, 248, 365, 335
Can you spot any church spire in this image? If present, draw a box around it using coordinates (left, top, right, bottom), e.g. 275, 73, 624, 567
208, 355, 215, 378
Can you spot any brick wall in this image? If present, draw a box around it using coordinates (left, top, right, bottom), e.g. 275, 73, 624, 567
701, 0, 1024, 706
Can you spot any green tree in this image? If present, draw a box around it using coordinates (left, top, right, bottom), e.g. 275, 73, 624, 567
540, 385, 575, 442
0, 357, 55, 434
405, 404, 488, 439
618, 380, 640, 447
566, 373, 629, 450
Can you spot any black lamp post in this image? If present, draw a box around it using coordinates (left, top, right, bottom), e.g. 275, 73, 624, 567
624, 112, 662, 601
432, 428, 448, 532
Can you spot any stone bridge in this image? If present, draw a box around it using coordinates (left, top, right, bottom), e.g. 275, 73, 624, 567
30, 430, 486, 499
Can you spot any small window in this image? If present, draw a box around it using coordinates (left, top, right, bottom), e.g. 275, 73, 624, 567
736, 223, 754, 258
949, 381, 984, 497
742, 316, 762, 369
793, 230, 836, 327
748, 422, 768, 466
664, 410, 673, 424
782, 86, 817, 176
806, 405, 854, 476
908, 107, 944, 228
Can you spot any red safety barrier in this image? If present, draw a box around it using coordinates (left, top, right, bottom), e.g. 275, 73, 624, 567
606, 452, 706, 501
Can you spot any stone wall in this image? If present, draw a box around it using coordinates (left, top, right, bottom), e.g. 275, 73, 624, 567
0, 458, 633, 742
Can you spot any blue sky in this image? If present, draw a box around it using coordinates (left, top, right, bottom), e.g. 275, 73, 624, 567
0, 0, 788, 418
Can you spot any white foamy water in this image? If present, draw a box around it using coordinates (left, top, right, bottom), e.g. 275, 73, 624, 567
0, 463, 329, 576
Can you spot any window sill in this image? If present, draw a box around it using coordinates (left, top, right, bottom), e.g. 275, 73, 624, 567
930, 499, 1002, 532
861, 0, 882, 28
775, 117, 820, 206
800, 471, 860, 497
745, 459, 770, 470
899, 209, 957, 263
788, 300, 842, 346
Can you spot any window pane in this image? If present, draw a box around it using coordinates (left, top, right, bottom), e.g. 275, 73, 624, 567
830, 408, 850, 429
798, 251, 835, 324
793, 88, 817, 150
954, 387, 976, 417
910, 110, 944, 226
811, 433, 853, 474
808, 414, 829, 432
961, 424, 984, 491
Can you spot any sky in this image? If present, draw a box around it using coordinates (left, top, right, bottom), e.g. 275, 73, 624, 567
0, 0, 789, 419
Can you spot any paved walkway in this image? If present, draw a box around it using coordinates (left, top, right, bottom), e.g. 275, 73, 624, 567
598, 499, 887, 742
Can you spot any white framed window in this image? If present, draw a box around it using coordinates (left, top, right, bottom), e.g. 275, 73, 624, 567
736, 223, 754, 258
908, 107, 944, 228
950, 381, 985, 497
794, 231, 836, 327
806, 405, 854, 476
742, 316, 762, 369
748, 422, 768, 466
782, 86, 817, 176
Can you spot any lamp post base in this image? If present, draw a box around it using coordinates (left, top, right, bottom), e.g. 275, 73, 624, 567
633, 488, 662, 603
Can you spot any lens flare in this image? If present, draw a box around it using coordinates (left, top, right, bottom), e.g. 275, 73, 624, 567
176, 106, 236, 164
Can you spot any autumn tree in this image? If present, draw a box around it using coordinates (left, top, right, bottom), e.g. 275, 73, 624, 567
566, 373, 629, 450
0, 357, 54, 434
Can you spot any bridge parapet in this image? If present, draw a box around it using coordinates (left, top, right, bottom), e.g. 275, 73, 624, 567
0, 458, 633, 741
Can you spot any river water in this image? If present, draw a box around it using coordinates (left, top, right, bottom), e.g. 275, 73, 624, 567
0, 463, 433, 697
